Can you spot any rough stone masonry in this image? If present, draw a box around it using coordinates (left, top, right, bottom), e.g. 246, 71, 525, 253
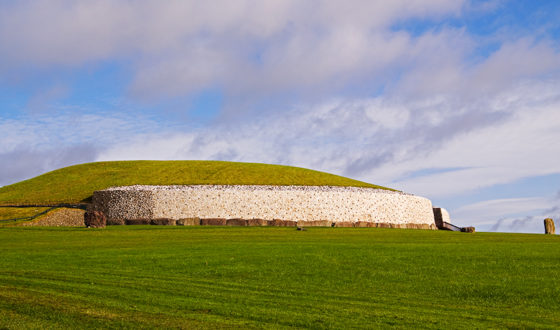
91, 185, 440, 228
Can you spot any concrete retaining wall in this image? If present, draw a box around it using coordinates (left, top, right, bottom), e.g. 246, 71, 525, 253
92, 185, 437, 227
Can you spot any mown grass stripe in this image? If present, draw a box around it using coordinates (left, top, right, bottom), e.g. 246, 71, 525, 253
1, 227, 559, 328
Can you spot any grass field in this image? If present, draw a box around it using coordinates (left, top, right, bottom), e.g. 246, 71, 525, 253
1, 226, 558, 328
0, 160, 388, 206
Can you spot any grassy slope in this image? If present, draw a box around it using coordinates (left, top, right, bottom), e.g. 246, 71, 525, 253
0, 160, 388, 205
0, 207, 64, 227
0, 207, 50, 221
0, 227, 559, 329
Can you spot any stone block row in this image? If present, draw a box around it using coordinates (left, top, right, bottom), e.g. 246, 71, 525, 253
111, 217, 437, 230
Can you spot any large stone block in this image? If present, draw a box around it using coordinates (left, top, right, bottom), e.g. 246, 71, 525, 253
84, 210, 106, 228
314, 220, 333, 227
544, 218, 555, 234
247, 219, 268, 226
226, 218, 248, 226
177, 218, 200, 226
125, 218, 151, 225
297, 220, 310, 227
297, 220, 333, 227
151, 218, 176, 225
201, 218, 227, 226
334, 221, 354, 227
270, 219, 297, 227
106, 218, 125, 225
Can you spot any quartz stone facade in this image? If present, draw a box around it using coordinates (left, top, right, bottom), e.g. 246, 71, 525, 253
92, 185, 437, 227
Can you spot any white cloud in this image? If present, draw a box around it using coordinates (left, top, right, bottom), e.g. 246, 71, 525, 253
453, 197, 553, 224
0, 0, 465, 100
2, 1, 560, 233
98, 133, 198, 161
375, 79, 560, 197
0, 112, 164, 153
452, 194, 560, 233
0, 112, 172, 185
3, 77, 559, 233
94, 79, 560, 199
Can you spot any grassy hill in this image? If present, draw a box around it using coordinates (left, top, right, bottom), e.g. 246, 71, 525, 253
0, 226, 558, 328
0, 160, 389, 205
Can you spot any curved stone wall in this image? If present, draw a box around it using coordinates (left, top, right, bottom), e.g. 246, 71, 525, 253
92, 185, 436, 227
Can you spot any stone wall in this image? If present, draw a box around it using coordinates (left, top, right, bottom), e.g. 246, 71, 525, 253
92, 185, 437, 227
433, 207, 451, 229
22, 208, 85, 227
92, 189, 155, 225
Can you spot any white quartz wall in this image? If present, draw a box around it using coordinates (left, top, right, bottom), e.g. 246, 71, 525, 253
93, 185, 436, 225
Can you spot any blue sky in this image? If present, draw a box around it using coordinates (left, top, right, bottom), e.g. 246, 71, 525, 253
1, 0, 560, 233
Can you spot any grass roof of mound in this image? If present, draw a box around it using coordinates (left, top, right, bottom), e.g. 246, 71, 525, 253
0, 160, 393, 205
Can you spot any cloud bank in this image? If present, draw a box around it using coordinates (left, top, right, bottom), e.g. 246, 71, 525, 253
1, 0, 559, 233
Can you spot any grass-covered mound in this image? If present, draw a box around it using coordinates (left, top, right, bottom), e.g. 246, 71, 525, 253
0, 227, 558, 328
0, 160, 389, 205
0, 207, 50, 221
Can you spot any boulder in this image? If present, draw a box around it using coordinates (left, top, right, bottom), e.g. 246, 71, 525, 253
201, 218, 227, 226
84, 210, 106, 228
544, 218, 555, 235
461, 226, 476, 233
177, 218, 200, 226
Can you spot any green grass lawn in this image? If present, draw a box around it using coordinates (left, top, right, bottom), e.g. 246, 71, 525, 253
0, 160, 388, 206
0, 227, 558, 328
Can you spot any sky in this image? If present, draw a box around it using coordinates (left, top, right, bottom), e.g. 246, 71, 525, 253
1, 0, 559, 233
